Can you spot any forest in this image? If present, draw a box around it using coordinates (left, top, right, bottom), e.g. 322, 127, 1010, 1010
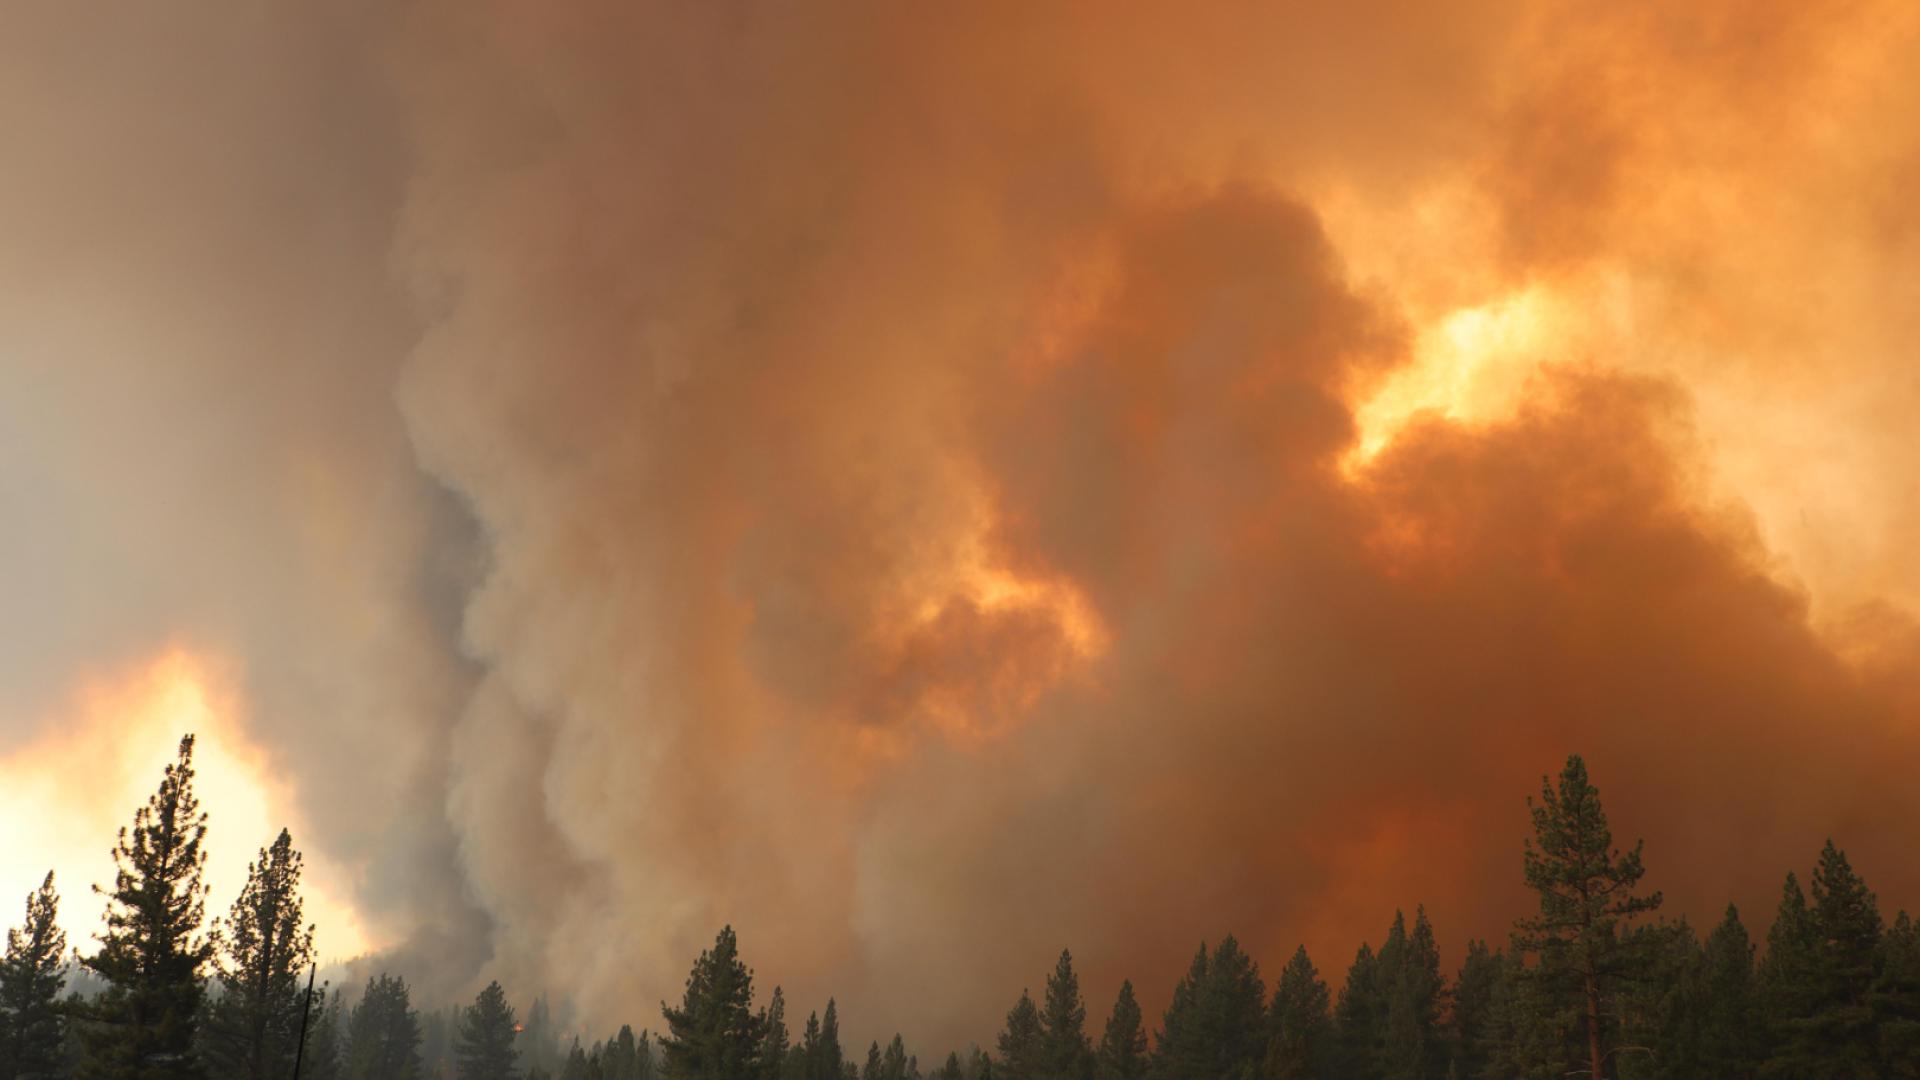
2, 736, 1916, 1079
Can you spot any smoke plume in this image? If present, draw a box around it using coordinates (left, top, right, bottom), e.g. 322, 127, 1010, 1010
4, 0, 1919, 1053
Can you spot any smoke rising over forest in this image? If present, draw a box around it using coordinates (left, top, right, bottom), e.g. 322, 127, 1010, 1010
4, 0, 1920, 1055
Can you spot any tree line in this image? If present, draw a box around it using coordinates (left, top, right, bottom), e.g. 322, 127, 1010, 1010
3, 739, 1917, 1078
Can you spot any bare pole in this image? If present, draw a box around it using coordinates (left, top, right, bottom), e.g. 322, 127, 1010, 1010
291, 963, 318, 1080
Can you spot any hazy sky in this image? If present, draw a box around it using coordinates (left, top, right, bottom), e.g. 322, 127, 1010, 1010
3, 0, 1918, 1054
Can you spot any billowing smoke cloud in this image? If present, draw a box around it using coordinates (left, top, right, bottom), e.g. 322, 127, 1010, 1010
6, 0, 1920, 1057
387, 0, 1920, 1049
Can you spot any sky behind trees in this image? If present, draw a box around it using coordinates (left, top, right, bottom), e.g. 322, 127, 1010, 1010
3, 0, 1919, 1055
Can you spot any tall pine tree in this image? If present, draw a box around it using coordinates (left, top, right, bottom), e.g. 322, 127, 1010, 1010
201, 828, 317, 1080
1039, 951, 1092, 1080
81, 734, 217, 1080
0, 871, 68, 1079
996, 993, 1042, 1080
343, 974, 422, 1080
661, 927, 766, 1080
1514, 754, 1660, 1080
1094, 981, 1146, 1080
1263, 946, 1331, 1080
456, 980, 520, 1080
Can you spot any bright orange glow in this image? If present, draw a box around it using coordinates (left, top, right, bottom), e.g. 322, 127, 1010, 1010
1346, 285, 1578, 469
0, 649, 373, 961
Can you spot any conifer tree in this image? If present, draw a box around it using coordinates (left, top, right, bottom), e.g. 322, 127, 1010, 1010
1154, 937, 1263, 1080
1760, 869, 1821, 1070
1514, 754, 1661, 1080
995, 993, 1042, 1080
301, 990, 343, 1080
0, 871, 68, 1079
1381, 909, 1445, 1080
862, 1042, 882, 1080
1669, 906, 1758, 1079
1873, 911, 1920, 1075
1807, 840, 1882, 1068
343, 974, 422, 1080
202, 828, 317, 1080
1332, 943, 1379, 1078
1094, 981, 1146, 1080
760, 988, 789, 1080
1263, 946, 1331, 1080
803, 1003, 844, 1080
661, 927, 767, 1080
81, 734, 218, 1080
1448, 941, 1500, 1080
1039, 951, 1092, 1080
881, 1036, 910, 1080
456, 980, 520, 1080
937, 1053, 965, 1080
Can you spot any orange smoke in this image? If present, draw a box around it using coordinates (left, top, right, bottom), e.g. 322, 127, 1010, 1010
3, 0, 1919, 1060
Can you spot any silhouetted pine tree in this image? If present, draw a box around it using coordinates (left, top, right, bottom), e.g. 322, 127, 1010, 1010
861, 1041, 882, 1080
995, 993, 1042, 1080
936, 1053, 965, 1080
1873, 911, 1920, 1076
1094, 981, 1146, 1080
1039, 951, 1092, 1080
0, 871, 68, 1079
300, 990, 344, 1080
1262, 946, 1331, 1080
80, 734, 218, 1080
661, 927, 766, 1080
1154, 937, 1263, 1080
343, 974, 422, 1080
1382, 909, 1445, 1080
1514, 754, 1661, 1080
455, 980, 519, 1080
1666, 906, 1758, 1079
1332, 943, 1379, 1077
1448, 941, 1500, 1080
806, 999, 844, 1080
759, 988, 788, 1080
202, 828, 317, 1080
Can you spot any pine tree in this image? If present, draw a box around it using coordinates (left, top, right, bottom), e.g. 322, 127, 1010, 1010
1514, 754, 1661, 1080
1332, 943, 1379, 1078
661, 927, 766, 1080
1094, 981, 1146, 1080
881, 1036, 910, 1080
1670, 906, 1758, 1079
1759, 872, 1820, 1075
343, 974, 422, 1080
455, 981, 520, 1080
81, 734, 218, 1080
862, 1042, 882, 1080
1154, 937, 1264, 1080
803, 1003, 844, 1080
0, 871, 68, 1079
300, 989, 343, 1080
1263, 946, 1331, 1080
1872, 911, 1920, 1076
1483, 944, 1567, 1080
760, 988, 789, 1080
1808, 840, 1882, 1069
937, 1054, 965, 1080
1448, 941, 1499, 1080
1039, 951, 1092, 1080
201, 828, 317, 1080
1381, 909, 1445, 1080
995, 993, 1042, 1080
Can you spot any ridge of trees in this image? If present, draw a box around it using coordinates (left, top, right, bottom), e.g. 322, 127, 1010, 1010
6, 743, 1920, 1078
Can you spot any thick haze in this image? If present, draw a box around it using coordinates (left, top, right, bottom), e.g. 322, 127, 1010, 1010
4, 0, 1919, 1054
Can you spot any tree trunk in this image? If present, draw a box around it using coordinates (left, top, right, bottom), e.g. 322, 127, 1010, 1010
1584, 969, 1603, 1079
